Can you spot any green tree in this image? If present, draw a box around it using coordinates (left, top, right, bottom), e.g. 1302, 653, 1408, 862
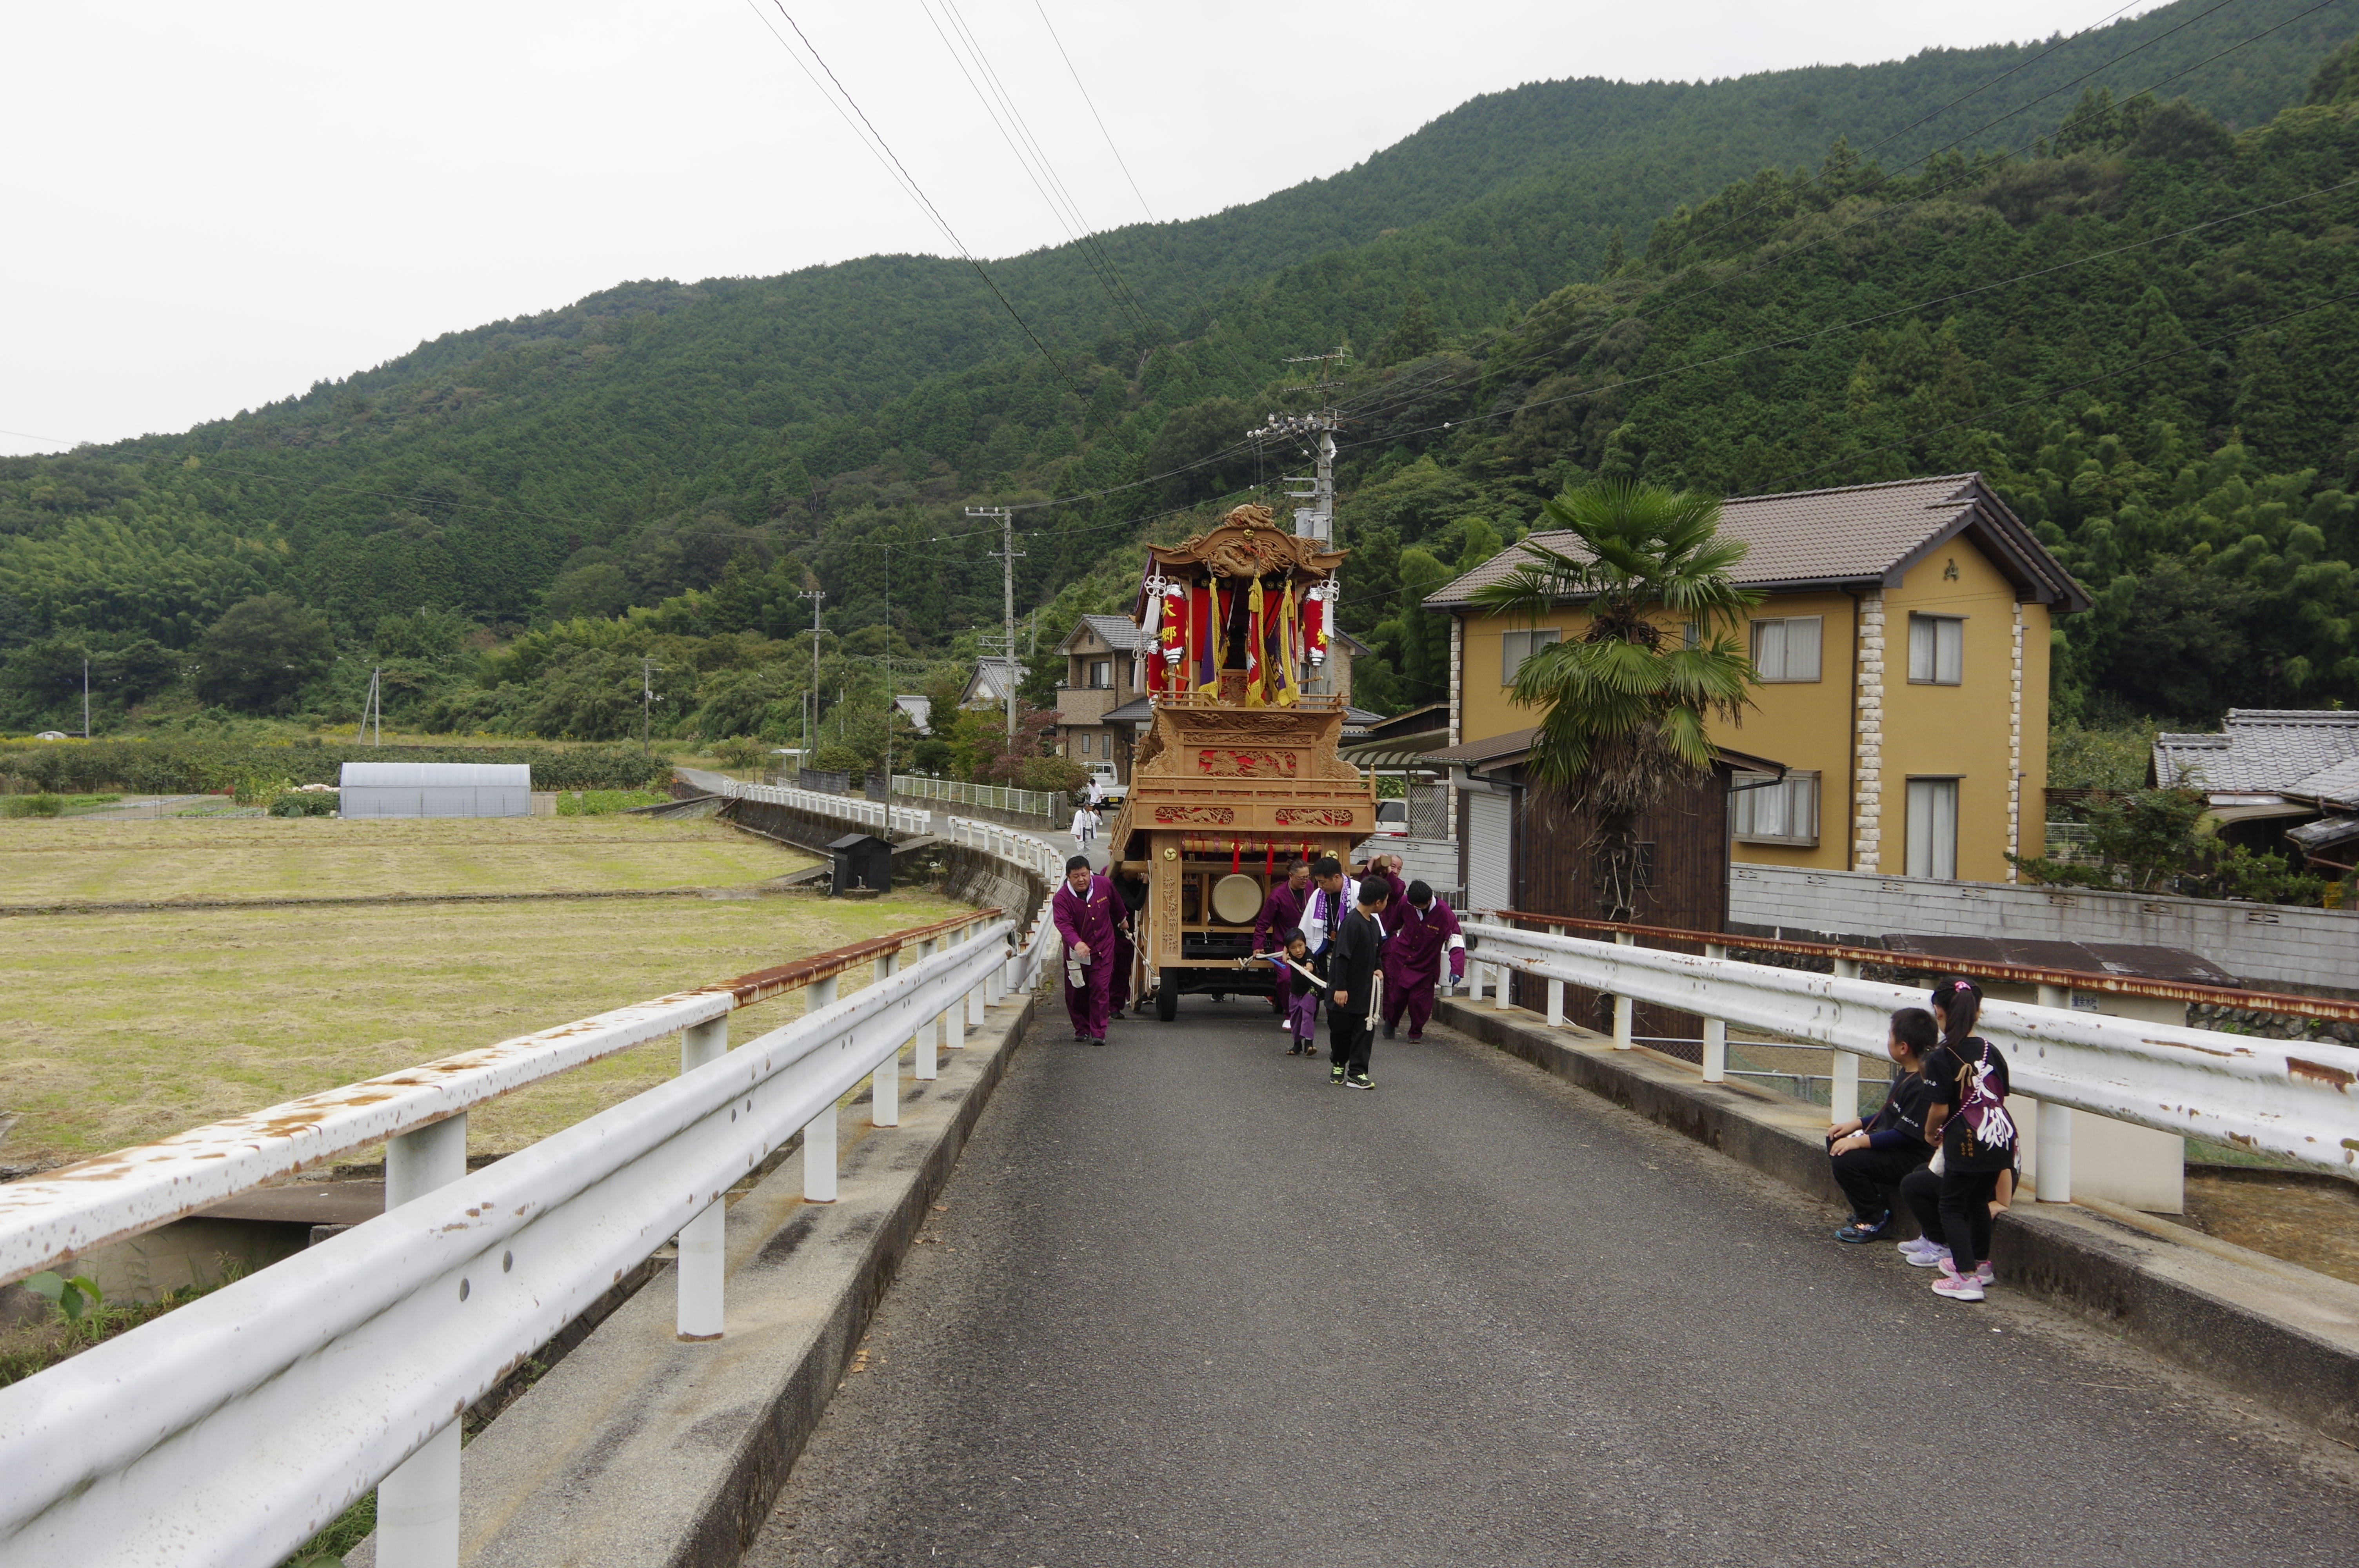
1382, 289, 1439, 363
195, 595, 333, 714
1469, 480, 1760, 920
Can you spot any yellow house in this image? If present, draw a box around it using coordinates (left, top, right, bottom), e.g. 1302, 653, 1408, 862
1421, 474, 2088, 882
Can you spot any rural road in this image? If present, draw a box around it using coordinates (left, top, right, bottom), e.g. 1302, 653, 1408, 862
745, 1000, 2359, 1566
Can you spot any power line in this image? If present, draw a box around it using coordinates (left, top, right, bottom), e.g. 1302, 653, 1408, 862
742, 0, 1095, 415
1032, 0, 1156, 225
917, 0, 1160, 350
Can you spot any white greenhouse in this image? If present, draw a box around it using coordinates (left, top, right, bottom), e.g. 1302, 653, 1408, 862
337, 761, 533, 818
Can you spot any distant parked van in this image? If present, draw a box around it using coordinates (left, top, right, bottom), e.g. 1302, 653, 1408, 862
1084, 763, 1126, 808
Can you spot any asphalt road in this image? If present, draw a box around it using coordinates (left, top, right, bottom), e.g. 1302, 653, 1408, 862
745, 1000, 2359, 1568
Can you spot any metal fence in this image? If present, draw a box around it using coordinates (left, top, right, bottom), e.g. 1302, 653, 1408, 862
0, 833, 1065, 1566
1459, 916, 2359, 1193
715, 777, 933, 837
892, 773, 1063, 820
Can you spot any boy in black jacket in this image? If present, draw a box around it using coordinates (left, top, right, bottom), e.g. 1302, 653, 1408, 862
1825, 1007, 1938, 1241
1326, 882, 1389, 1089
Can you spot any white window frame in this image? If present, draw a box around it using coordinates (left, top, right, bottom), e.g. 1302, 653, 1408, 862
1905, 776, 1960, 880
1730, 769, 1819, 847
1501, 627, 1562, 684
1907, 613, 1965, 686
1749, 616, 1823, 683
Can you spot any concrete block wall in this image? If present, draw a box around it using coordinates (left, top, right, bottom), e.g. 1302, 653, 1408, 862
1730, 862, 2359, 996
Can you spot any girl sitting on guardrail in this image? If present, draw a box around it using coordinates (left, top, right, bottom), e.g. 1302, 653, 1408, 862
1900, 979, 2018, 1303
1824, 1007, 1938, 1243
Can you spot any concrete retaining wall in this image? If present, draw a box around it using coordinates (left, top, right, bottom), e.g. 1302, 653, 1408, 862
1730, 862, 2359, 997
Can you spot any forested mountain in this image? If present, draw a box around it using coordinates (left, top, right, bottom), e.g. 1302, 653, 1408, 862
3, 0, 2356, 746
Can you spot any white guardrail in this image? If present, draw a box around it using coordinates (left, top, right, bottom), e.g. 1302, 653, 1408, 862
717, 777, 934, 837
0, 825, 1063, 1567
1461, 918, 2359, 1183
892, 773, 1064, 819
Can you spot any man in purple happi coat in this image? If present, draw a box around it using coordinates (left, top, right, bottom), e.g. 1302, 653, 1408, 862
1361, 852, 1407, 913
1381, 879, 1463, 1042
1053, 855, 1120, 1043
1254, 860, 1312, 1017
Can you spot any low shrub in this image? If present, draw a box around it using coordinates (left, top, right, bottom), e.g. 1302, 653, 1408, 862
267, 790, 340, 818
0, 739, 672, 796
1, 795, 64, 818
555, 789, 670, 816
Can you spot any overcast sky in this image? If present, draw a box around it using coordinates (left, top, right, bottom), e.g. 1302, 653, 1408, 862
0, 1, 2161, 458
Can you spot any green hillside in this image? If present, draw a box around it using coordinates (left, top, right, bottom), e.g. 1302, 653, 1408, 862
2, 0, 2355, 745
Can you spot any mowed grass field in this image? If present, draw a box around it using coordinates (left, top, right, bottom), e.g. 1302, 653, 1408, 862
0, 814, 802, 906
0, 815, 973, 1165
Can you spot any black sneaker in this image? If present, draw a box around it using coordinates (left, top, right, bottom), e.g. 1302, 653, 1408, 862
1331, 1063, 1347, 1085
1286, 1043, 1304, 1056
1381, 1022, 1396, 1040
1835, 1211, 1890, 1243
1347, 1073, 1374, 1091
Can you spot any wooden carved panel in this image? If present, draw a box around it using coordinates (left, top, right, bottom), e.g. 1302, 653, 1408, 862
1276, 807, 1353, 826
1198, 749, 1298, 779
1155, 804, 1235, 824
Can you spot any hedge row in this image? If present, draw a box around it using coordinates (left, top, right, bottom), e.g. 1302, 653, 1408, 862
0, 740, 673, 795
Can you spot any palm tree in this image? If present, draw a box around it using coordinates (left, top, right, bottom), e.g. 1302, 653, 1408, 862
1469, 479, 1760, 921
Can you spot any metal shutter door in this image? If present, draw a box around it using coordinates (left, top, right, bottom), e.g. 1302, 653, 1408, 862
1466, 792, 1512, 915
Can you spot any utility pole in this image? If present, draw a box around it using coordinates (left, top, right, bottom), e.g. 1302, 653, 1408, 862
81, 659, 89, 739
640, 657, 657, 751
967, 506, 1021, 745
1252, 348, 1351, 689
799, 588, 826, 764
356, 666, 382, 746
1251, 347, 1349, 545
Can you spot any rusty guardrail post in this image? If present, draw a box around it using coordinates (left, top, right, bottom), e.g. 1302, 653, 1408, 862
913, 937, 940, 1080
377, 1111, 469, 1568
1701, 943, 1728, 1082
676, 1016, 728, 1341
870, 953, 899, 1127
803, 975, 838, 1204
1611, 932, 1634, 1049
1830, 957, 1862, 1122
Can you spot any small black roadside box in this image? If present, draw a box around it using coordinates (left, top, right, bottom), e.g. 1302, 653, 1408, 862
828, 832, 893, 896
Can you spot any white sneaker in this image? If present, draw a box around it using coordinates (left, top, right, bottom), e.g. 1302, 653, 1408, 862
1897, 1237, 1937, 1259
1903, 1242, 1953, 1269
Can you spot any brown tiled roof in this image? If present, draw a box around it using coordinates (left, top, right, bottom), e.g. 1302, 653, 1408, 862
1422, 473, 2087, 612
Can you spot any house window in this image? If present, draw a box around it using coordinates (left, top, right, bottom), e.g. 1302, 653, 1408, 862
1905, 777, 1960, 879
1501, 627, 1561, 684
1732, 770, 1819, 846
1750, 617, 1822, 682
1089, 659, 1112, 689
1908, 614, 1964, 685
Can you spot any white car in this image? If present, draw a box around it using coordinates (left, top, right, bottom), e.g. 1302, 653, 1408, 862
1371, 798, 1408, 837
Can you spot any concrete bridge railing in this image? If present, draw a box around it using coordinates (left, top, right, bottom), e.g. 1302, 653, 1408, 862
709, 776, 933, 838
1462, 918, 2359, 1195
0, 833, 1067, 1568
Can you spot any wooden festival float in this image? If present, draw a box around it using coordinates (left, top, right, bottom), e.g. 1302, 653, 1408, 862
1105, 504, 1376, 1020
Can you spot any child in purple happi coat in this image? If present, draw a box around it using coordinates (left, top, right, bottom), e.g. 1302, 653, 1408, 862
1269, 929, 1323, 1057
